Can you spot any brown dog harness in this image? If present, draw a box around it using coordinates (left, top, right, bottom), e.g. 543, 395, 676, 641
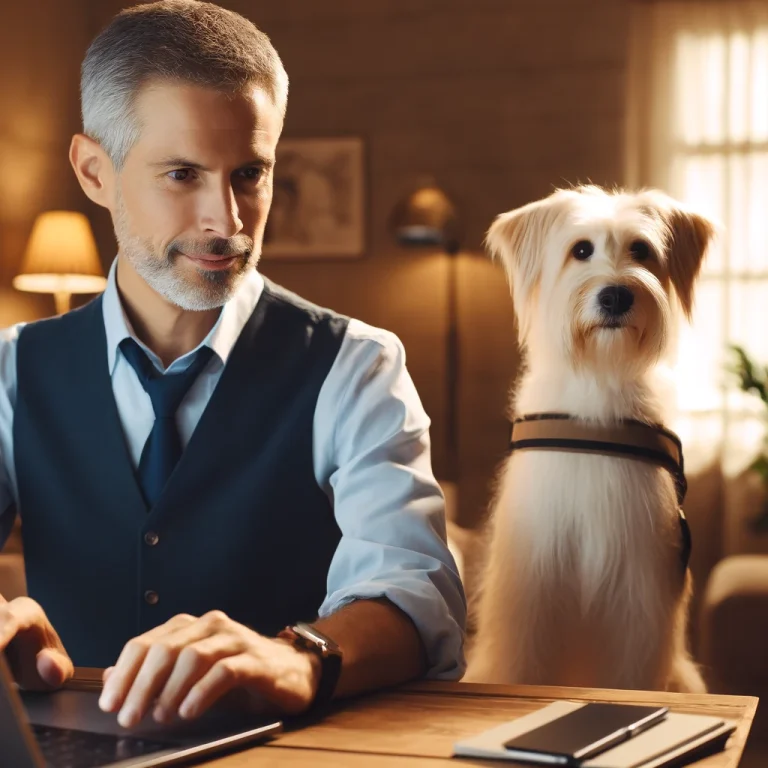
508, 413, 691, 573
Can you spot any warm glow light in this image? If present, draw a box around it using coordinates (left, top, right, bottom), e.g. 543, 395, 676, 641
665, 20, 768, 475
13, 210, 107, 314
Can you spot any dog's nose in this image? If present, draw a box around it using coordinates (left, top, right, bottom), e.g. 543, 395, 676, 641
598, 285, 634, 317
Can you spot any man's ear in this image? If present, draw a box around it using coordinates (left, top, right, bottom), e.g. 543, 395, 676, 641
69, 134, 116, 210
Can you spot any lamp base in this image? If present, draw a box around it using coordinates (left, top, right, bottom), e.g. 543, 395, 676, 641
54, 291, 72, 315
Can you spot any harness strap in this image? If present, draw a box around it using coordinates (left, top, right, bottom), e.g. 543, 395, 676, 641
508, 413, 691, 573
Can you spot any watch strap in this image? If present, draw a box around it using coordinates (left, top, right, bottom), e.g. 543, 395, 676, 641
279, 623, 342, 713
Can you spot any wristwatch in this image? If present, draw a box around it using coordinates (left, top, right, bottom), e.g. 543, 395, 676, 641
278, 622, 343, 712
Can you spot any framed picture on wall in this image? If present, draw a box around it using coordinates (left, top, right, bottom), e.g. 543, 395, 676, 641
262, 136, 365, 259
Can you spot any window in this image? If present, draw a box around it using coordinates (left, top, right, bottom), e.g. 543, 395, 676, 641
628, 1, 768, 474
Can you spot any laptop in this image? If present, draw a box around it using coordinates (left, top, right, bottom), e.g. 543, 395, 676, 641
0, 653, 283, 767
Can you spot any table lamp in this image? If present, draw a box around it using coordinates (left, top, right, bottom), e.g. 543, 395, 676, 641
13, 210, 107, 315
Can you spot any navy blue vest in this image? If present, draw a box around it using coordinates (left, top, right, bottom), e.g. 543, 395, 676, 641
14, 278, 348, 668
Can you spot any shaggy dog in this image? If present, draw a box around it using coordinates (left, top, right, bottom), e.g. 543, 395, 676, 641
466, 185, 714, 692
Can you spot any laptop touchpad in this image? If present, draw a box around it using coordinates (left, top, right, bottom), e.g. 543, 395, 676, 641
22, 689, 271, 746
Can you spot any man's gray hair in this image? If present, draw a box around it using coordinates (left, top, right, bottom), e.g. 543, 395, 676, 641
81, 0, 288, 169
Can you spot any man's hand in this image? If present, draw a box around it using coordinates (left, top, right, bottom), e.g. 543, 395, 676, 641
0, 595, 74, 690
99, 611, 321, 729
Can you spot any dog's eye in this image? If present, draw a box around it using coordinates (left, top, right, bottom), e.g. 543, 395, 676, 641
630, 240, 651, 261
571, 240, 594, 261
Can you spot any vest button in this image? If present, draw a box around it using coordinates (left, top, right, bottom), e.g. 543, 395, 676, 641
144, 531, 159, 547
144, 590, 159, 605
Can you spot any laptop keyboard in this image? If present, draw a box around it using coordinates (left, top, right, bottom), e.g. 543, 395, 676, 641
32, 723, 172, 768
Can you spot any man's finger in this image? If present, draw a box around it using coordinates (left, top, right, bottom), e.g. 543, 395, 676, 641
100, 614, 202, 718
99, 615, 197, 713
0, 598, 72, 690
118, 614, 239, 726
179, 654, 260, 720
0, 606, 20, 652
36, 648, 74, 688
99, 638, 154, 714
117, 644, 178, 729
155, 633, 245, 722
0, 598, 47, 651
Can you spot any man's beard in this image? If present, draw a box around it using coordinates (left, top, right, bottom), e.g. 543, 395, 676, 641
113, 196, 258, 311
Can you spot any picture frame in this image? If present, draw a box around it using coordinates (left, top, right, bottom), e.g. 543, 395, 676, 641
262, 136, 365, 259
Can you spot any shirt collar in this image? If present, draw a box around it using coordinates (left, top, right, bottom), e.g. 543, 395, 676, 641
102, 256, 265, 375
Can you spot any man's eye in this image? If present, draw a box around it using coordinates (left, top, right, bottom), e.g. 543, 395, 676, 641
168, 169, 192, 182
239, 167, 262, 182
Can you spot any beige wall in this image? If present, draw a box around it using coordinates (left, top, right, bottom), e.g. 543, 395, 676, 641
226, 0, 629, 527
1, 0, 631, 528
0, 0, 92, 323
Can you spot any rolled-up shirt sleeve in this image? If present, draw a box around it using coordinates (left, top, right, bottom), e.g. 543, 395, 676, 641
314, 321, 466, 680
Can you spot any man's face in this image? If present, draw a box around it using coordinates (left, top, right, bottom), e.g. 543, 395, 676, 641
114, 81, 282, 310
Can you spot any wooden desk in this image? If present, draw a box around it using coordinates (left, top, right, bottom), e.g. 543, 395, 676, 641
199, 682, 758, 767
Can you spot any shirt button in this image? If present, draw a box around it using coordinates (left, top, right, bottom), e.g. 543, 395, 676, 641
144, 590, 159, 605
144, 531, 159, 547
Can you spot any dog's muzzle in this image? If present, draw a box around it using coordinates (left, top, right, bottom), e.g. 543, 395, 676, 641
508, 413, 691, 575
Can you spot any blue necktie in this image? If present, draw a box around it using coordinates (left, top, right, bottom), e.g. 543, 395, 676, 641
119, 338, 214, 507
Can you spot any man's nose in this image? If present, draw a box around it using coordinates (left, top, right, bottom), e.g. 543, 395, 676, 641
201, 184, 243, 238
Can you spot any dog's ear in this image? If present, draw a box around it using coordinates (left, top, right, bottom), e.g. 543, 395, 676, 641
639, 190, 718, 320
485, 192, 572, 300
664, 206, 717, 320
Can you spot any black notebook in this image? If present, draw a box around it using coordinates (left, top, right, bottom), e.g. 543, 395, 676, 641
501, 703, 668, 764
453, 700, 737, 767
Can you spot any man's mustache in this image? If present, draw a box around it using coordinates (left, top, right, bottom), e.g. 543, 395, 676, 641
168, 236, 254, 258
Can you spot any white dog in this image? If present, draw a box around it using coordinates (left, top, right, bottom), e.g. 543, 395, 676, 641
466, 185, 714, 692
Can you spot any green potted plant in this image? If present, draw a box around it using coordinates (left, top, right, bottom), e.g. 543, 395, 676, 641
729, 343, 768, 532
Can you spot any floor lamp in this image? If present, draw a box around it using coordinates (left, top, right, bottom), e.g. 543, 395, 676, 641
389, 182, 462, 502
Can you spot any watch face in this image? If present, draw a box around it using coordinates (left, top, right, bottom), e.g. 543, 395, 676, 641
289, 623, 343, 710
294, 622, 342, 655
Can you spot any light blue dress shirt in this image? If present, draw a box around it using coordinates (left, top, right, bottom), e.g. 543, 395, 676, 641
0, 260, 466, 678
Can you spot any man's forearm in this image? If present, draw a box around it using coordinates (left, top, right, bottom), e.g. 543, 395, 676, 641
313, 598, 427, 699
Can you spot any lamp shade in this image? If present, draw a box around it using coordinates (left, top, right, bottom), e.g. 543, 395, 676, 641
13, 211, 106, 295
389, 183, 461, 254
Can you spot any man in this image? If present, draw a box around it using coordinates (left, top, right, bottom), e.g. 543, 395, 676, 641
0, 0, 465, 730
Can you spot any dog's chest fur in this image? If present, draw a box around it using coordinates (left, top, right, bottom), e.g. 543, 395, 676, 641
504, 369, 682, 612
499, 450, 680, 610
